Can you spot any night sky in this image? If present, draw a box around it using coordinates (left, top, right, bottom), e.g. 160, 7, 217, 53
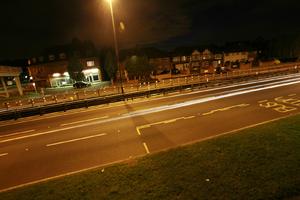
0, 0, 299, 59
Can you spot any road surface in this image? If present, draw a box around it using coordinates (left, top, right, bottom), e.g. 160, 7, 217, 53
1, 73, 300, 191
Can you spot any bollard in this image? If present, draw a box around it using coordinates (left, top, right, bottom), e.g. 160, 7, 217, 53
4, 102, 10, 110
97, 89, 101, 97
29, 99, 35, 107
17, 100, 23, 106
138, 83, 141, 91
53, 95, 58, 103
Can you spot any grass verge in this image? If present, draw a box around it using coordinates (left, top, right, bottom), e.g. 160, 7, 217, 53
1, 114, 300, 200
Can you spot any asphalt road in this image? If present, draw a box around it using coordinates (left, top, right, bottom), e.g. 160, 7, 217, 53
1, 73, 300, 191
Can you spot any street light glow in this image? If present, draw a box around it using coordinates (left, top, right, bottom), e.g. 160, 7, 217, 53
106, 0, 124, 94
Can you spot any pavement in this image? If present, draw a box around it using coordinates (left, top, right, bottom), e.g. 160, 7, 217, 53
1, 73, 300, 192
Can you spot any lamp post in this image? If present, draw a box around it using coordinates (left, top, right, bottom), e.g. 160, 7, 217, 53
107, 0, 124, 94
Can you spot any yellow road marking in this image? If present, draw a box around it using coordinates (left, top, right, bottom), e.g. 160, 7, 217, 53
0, 130, 35, 138
273, 106, 297, 113
143, 142, 150, 154
275, 96, 300, 106
0, 153, 8, 157
60, 116, 109, 127
259, 99, 298, 113
46, 133, 107, 147
202, 104, 250, 116
184, 116, 196, 120
163, 118, 182, 124
136, 115, 195, 136
136, 128, 142, 136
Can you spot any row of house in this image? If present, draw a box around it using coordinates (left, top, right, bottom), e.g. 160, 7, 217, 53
150, 49, 257, 75
26, 47, 258, 88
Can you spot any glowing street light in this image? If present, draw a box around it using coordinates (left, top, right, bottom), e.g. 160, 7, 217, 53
106, 0, 124, 94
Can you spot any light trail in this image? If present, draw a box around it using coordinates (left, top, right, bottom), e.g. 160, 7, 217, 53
1, 78, 300, 144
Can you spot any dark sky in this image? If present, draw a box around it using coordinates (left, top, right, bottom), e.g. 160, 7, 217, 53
0, 0, 299, 59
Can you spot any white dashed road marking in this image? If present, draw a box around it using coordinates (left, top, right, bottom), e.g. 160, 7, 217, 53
46, 133, 107, 147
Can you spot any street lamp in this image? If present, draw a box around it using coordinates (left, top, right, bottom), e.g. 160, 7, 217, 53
107, 0, 124, 94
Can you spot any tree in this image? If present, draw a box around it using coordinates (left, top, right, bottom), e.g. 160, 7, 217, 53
124, 55, 153, 81
67, 56, 85, 82
104, 51, 118, 84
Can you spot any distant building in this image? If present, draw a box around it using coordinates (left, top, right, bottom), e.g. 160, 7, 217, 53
172, 55, 191, 73
149, 57, 172, 74
223, 51, 257, 69
28, 56, 102, 88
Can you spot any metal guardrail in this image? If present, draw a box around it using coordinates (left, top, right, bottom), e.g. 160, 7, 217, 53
0, 65, 299, 121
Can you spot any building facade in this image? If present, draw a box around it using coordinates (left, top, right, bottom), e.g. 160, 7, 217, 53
28, 57, 102, 88
149, 57, 172, 74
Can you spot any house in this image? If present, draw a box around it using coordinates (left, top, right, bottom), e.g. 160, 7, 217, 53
172, 55, 190, 73
223, 51, 257, 69
28, 56, 102, 88
149, 57, 172, 74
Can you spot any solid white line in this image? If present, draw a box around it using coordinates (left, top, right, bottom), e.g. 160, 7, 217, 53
0, 153, 8, 157
182, 115, 296, 148
60, 116, 109, 126
143, 142, 150, 154
46, 133, 107, 147
0, 156, 141, 193
0, 130, 35, 138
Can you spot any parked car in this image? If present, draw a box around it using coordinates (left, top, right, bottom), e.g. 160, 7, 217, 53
73, 81, 91, 89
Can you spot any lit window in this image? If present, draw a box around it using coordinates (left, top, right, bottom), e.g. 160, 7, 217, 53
49, 55, 55, 61
53, 73, 61, 78
83, 68, 99, 74
59, 53, 66, 59
87, 61, 95, 67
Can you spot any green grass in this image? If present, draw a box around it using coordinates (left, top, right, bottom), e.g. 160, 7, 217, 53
1, 115, 300, 200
